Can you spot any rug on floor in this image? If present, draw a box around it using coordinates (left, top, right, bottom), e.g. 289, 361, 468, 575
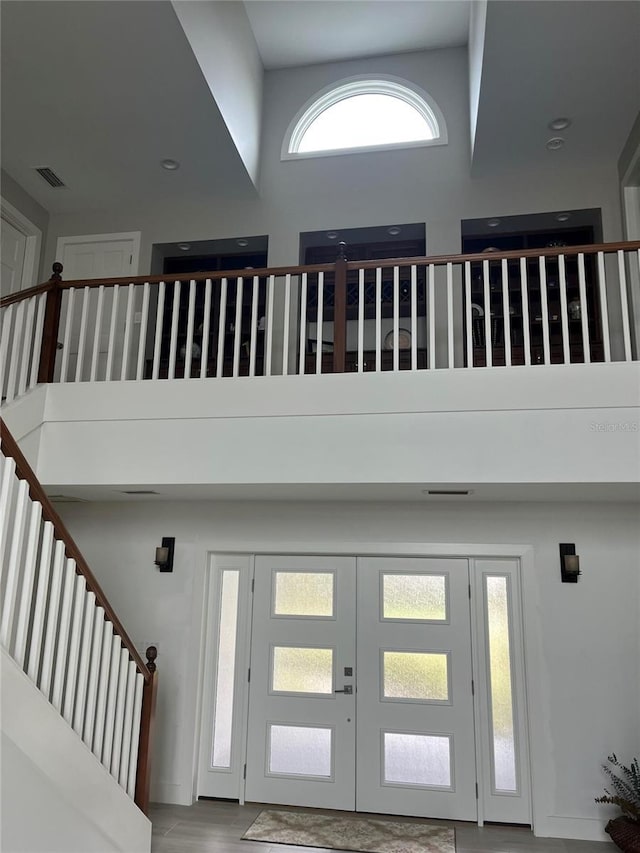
241, 809, 455, 853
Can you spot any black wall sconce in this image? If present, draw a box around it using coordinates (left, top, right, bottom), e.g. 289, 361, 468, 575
560, 543, 580, 582
155, 537, 175, 572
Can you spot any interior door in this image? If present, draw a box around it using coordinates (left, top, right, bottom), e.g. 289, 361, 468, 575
356, 557, 477, 821
1, 217, 27, 295
245, 555, 357, 810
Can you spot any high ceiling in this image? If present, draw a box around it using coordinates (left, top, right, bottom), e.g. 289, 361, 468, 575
1, 1, 638, 214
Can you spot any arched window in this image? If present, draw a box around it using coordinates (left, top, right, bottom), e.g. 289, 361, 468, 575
283, 76, 447, 159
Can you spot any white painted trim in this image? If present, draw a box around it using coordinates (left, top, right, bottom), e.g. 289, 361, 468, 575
55, 231, 141, 279
0, 196, 43, 290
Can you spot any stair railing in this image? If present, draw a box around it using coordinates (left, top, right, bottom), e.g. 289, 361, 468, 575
0, 419, 157, 815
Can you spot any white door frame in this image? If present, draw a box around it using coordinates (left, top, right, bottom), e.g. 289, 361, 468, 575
0, 197, 43, 290
196, 540, 540, 831
55, 231, 141, 278
621, 139, 640, 352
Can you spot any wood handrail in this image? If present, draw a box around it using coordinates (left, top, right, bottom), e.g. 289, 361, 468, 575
0, 419, 151, 682
2, 240, 638, 305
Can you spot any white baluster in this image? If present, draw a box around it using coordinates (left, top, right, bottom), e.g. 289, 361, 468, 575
119, 660, 138, 788
216, 278, 228, 378
90, 286, 105, 381
538, 257, 551, 364
520, 258, 531, 366
375, 268, 382, 372
101, 634, 123, 768
283, 274, 292, 376
120, 283, 135, 380
596, 252, 611, 362
60, 289, 75, 382
482, 260, 492, 368
184, 280, 196, 379
0, 456, 17, 571
410, 265, 417, 371
39, 540, 66, 698
200, 279, 212, 379
18, 296, 36, 396
0, 304, 15, 398
617, 250, 632, 361
464, 261, 473, 367
558, 255, 570, 364
13, 500, 43, 667
577, 253, 591, 364
0, 479, 29, 651
428, 264, 436, 369
501, 259, 511, 367
393, 267, 399, 372
446, 262, 454, 369
73, 590, 96, 737
110, 647, 129, 779
266, 274, 275, 377
127, 673, 144, 797
29, 293, 47, 390
233, 277, 243, 378
27, 520, 54, 683
6, 300, 25, 401
298, 274, 307, 376
51, 557, 77, 712
63, 574, 87, 724
249, 275, 259, 377
358, 269, 365, 373
168, 281, 181, 379
92, 621, 113, 759
151, 281, 165, 380
83, 604, 106, 746
315, 272, 324, 375
105, 285, 121, 381
74, 287, 90, 382
134, 282, 150, 381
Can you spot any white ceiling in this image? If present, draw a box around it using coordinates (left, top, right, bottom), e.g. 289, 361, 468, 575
243, 1, 470, 69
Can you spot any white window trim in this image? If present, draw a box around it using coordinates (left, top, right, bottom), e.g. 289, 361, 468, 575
282, 74, 448, 161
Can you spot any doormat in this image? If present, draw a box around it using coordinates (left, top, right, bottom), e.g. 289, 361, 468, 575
242, 809, 455, 853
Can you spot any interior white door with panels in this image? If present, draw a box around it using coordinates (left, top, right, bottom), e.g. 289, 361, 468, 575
245, 556, 357, 810
1, 217, 27, 296
55, 232, 141, 381
357, 557, 477, 821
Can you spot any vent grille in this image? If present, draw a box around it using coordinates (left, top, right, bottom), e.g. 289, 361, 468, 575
35, 167, 66, 187
120, 490, 160, 495
426, 490, 472, 496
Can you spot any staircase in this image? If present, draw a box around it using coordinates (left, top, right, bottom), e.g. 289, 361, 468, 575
0, 419, 155, 853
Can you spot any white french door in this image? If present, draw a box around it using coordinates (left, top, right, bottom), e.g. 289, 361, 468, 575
244, 555, 477, 820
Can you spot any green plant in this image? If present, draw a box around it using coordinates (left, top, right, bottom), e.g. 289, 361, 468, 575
595, 754, 640, 822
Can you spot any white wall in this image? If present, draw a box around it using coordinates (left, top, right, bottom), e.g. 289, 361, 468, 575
43, 47, 625, 274
57, 498, 640, 841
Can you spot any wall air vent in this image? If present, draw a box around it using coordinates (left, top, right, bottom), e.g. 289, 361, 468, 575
35, 167, 66, 187
120, 490, 160, 495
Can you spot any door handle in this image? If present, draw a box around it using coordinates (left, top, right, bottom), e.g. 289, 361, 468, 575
334, 685, 353, 694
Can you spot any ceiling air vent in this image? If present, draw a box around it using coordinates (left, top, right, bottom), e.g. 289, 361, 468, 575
35, 166, 66, 188
120, 490, 160, 495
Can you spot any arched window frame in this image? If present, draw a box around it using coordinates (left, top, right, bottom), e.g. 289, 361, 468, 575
282, 74, 448, 161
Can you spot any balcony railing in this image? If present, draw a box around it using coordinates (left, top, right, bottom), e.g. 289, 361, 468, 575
1, 241, 639, 403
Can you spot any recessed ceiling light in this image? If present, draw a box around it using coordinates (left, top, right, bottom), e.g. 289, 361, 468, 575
236, 238, 249, 247
555, 213, 571, 222
548, 118, 572, 131
546, 137, 565, 151
486, 218, 501, 228
177, 243, 191, 251
387, 226, 401, 236
326, 231, 338, 240
161, 159, 180, 170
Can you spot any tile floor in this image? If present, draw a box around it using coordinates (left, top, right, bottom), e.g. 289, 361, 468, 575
150, 800, 616, 853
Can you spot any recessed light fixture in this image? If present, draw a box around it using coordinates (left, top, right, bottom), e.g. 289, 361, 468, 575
161, 159, 180, 170
486, 218, 501, 228
546, 137, 565, 151
548, 118, 572, 131
236, 238, 249, 247
177, 243, 191, 251
422, 489, 474, 496
326, 231, 338, 240
387, 226, 401, 236
555, 213, 571, 223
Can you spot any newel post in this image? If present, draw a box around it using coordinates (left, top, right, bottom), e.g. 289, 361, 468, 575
135, 645, 158, 816
38, 262, 64, 383
333, 241, 347, 373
